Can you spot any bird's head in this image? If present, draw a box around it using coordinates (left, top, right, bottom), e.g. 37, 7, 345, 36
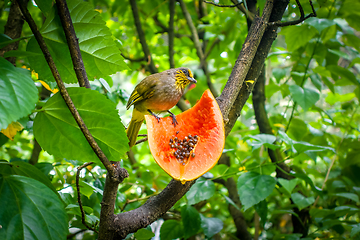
174, 67, 197, 90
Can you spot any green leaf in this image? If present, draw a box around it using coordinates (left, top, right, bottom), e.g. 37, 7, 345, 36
0, 161, 57, 195
332, 193, 359, 202
306, 18, 336, 33
293, 141, 334, 154
254, 200, 268, 228
280, 24, 318, 51
200, 214, 223, 238
351, 224, 360, 238
186, 178, 215, 205
0, 175, 68, 240
222, 194, 241, 211
134, 228, 155, 240
27, 0, 128, 83
181, 205, 201, 239
34, 0, 53, 16
327, 65, 359, 85
237, 172, 276, 210
278, 178, 298, 195
291, 192, 315, 210
33, 87, 128, 163
245, 134, 279, 150
0, 57, 38, 130
289, 85, 320, 111
160, 220, 184, 240
79, 180, 103, 198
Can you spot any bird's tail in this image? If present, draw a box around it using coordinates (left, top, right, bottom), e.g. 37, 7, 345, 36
127, 108, 145, 147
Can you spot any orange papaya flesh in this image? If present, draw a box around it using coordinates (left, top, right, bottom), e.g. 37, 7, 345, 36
145, 89, 225, 183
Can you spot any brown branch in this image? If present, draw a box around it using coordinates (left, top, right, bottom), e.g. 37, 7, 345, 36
204, 0, 242, 8
0, 1, 27, 65
76, 162, 97, 232
217, 3, 273, 128
112, 180, 195, 239
231, 0, 255, 22
169, 0, 176, 69
268, 0, 316, 27
204, 38, 221, 60
129, 0, 157, 74
252, 68, 291, 180
178, 0, 218, 97
15, 0, 118, 179
218, 154, 252, 240
99, 162, 129, 240
55, 0, 90, 89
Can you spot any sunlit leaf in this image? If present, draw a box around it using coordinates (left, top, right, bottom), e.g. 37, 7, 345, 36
0, 58, 38, 130
0, 121, 23, 140
27, 0, 128, 83
33, 87, 128, 163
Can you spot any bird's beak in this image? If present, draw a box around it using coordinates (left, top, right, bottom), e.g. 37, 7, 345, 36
187, 77, 197, 84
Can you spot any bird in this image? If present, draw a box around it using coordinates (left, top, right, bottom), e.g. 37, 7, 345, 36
126, 67, 197, 147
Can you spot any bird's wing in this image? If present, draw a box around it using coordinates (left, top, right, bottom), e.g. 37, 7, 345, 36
126, 76, 158, 109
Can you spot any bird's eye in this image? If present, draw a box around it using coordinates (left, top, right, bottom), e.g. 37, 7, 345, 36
182, 69, 188, 74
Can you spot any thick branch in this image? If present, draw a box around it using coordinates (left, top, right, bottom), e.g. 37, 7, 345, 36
114, 180, 194, 238
15, 0, 117, 179
129, 0, 158, 74
99, 162, 129, 239
252, 69, 291, 180
217, 0, 273, 124
218, 154, 252, 240
0, 1, 27, 65
55, 0, 90, 88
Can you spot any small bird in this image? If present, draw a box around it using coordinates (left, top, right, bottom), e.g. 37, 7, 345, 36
126, 67, 196, 147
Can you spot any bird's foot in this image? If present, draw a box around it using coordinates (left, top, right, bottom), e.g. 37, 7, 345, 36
148, 110, 161, 123
167, 110, 178, 127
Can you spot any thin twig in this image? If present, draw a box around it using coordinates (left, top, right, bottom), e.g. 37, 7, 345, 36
135, 136, 148, 145
204, 38, 221, 60
15, 0, 117, 178
56, 0, 90, 89
76, 162, 98, 232
204, 0, 242, 8
169, 0, 175, 68
129, 0, 157, 74
268, 0, 316, 27
178, 0, 218, 97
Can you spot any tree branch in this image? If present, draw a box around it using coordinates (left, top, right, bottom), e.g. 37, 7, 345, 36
268, 0, 316, 27
169, 0, 175, 69
76, 162, 97, 232
113, 180, 195, 239
0, 1, 27, 65
55, 0, 91, 88
217, 0, 273, 126
178, 0, 218, 97
15, 0, 118, 179
204, 0, 242, 8
129, 0, 158, 74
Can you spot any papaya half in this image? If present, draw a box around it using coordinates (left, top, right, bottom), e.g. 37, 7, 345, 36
145, 89, 225, 183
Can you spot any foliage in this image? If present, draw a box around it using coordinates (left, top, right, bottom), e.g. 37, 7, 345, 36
0, 0, 360, 239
